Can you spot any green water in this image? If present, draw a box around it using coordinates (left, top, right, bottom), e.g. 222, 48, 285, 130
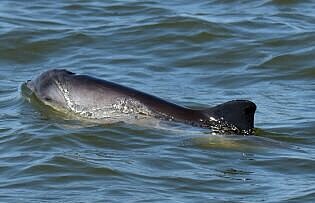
0, 0, 315, 202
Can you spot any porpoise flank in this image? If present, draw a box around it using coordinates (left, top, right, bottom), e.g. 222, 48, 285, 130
24, 69, 256, 135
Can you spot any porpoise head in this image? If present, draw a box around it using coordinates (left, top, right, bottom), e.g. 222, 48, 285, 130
25, 69, 74, 109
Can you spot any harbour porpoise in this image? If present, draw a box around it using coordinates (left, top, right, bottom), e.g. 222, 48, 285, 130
23, 69, 256, 135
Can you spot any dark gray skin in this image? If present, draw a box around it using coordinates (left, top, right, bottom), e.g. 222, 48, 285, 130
25, 69, 256, 135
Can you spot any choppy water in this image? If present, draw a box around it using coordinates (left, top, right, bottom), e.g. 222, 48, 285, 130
1, 0, 315, 202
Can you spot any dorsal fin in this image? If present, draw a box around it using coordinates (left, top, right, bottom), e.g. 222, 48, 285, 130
203, 100, 256, 133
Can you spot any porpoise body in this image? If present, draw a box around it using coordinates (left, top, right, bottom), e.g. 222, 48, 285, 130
24, 69, 256, 134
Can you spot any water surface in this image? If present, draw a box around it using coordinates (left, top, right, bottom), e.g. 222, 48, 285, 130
1, 0, 315, 202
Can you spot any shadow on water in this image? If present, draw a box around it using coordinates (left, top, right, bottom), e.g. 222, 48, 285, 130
255, 128, 308, 143
180, 131, 296, 153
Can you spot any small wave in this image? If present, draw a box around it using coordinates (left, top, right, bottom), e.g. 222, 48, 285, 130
0, 29, 96, 63
254, 47, 315, 80
286, 190, 315, 203
267, 0, 306, 5
20, 154, 121, 177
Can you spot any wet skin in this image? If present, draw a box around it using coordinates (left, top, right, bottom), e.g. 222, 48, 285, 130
25, 69, 256, 135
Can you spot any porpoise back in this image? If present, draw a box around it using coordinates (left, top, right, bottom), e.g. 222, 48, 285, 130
25, 69, 256, 135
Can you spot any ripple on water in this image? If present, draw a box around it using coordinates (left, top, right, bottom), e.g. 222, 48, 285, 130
0, 0, 315, 202
0, 29, 99, 63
